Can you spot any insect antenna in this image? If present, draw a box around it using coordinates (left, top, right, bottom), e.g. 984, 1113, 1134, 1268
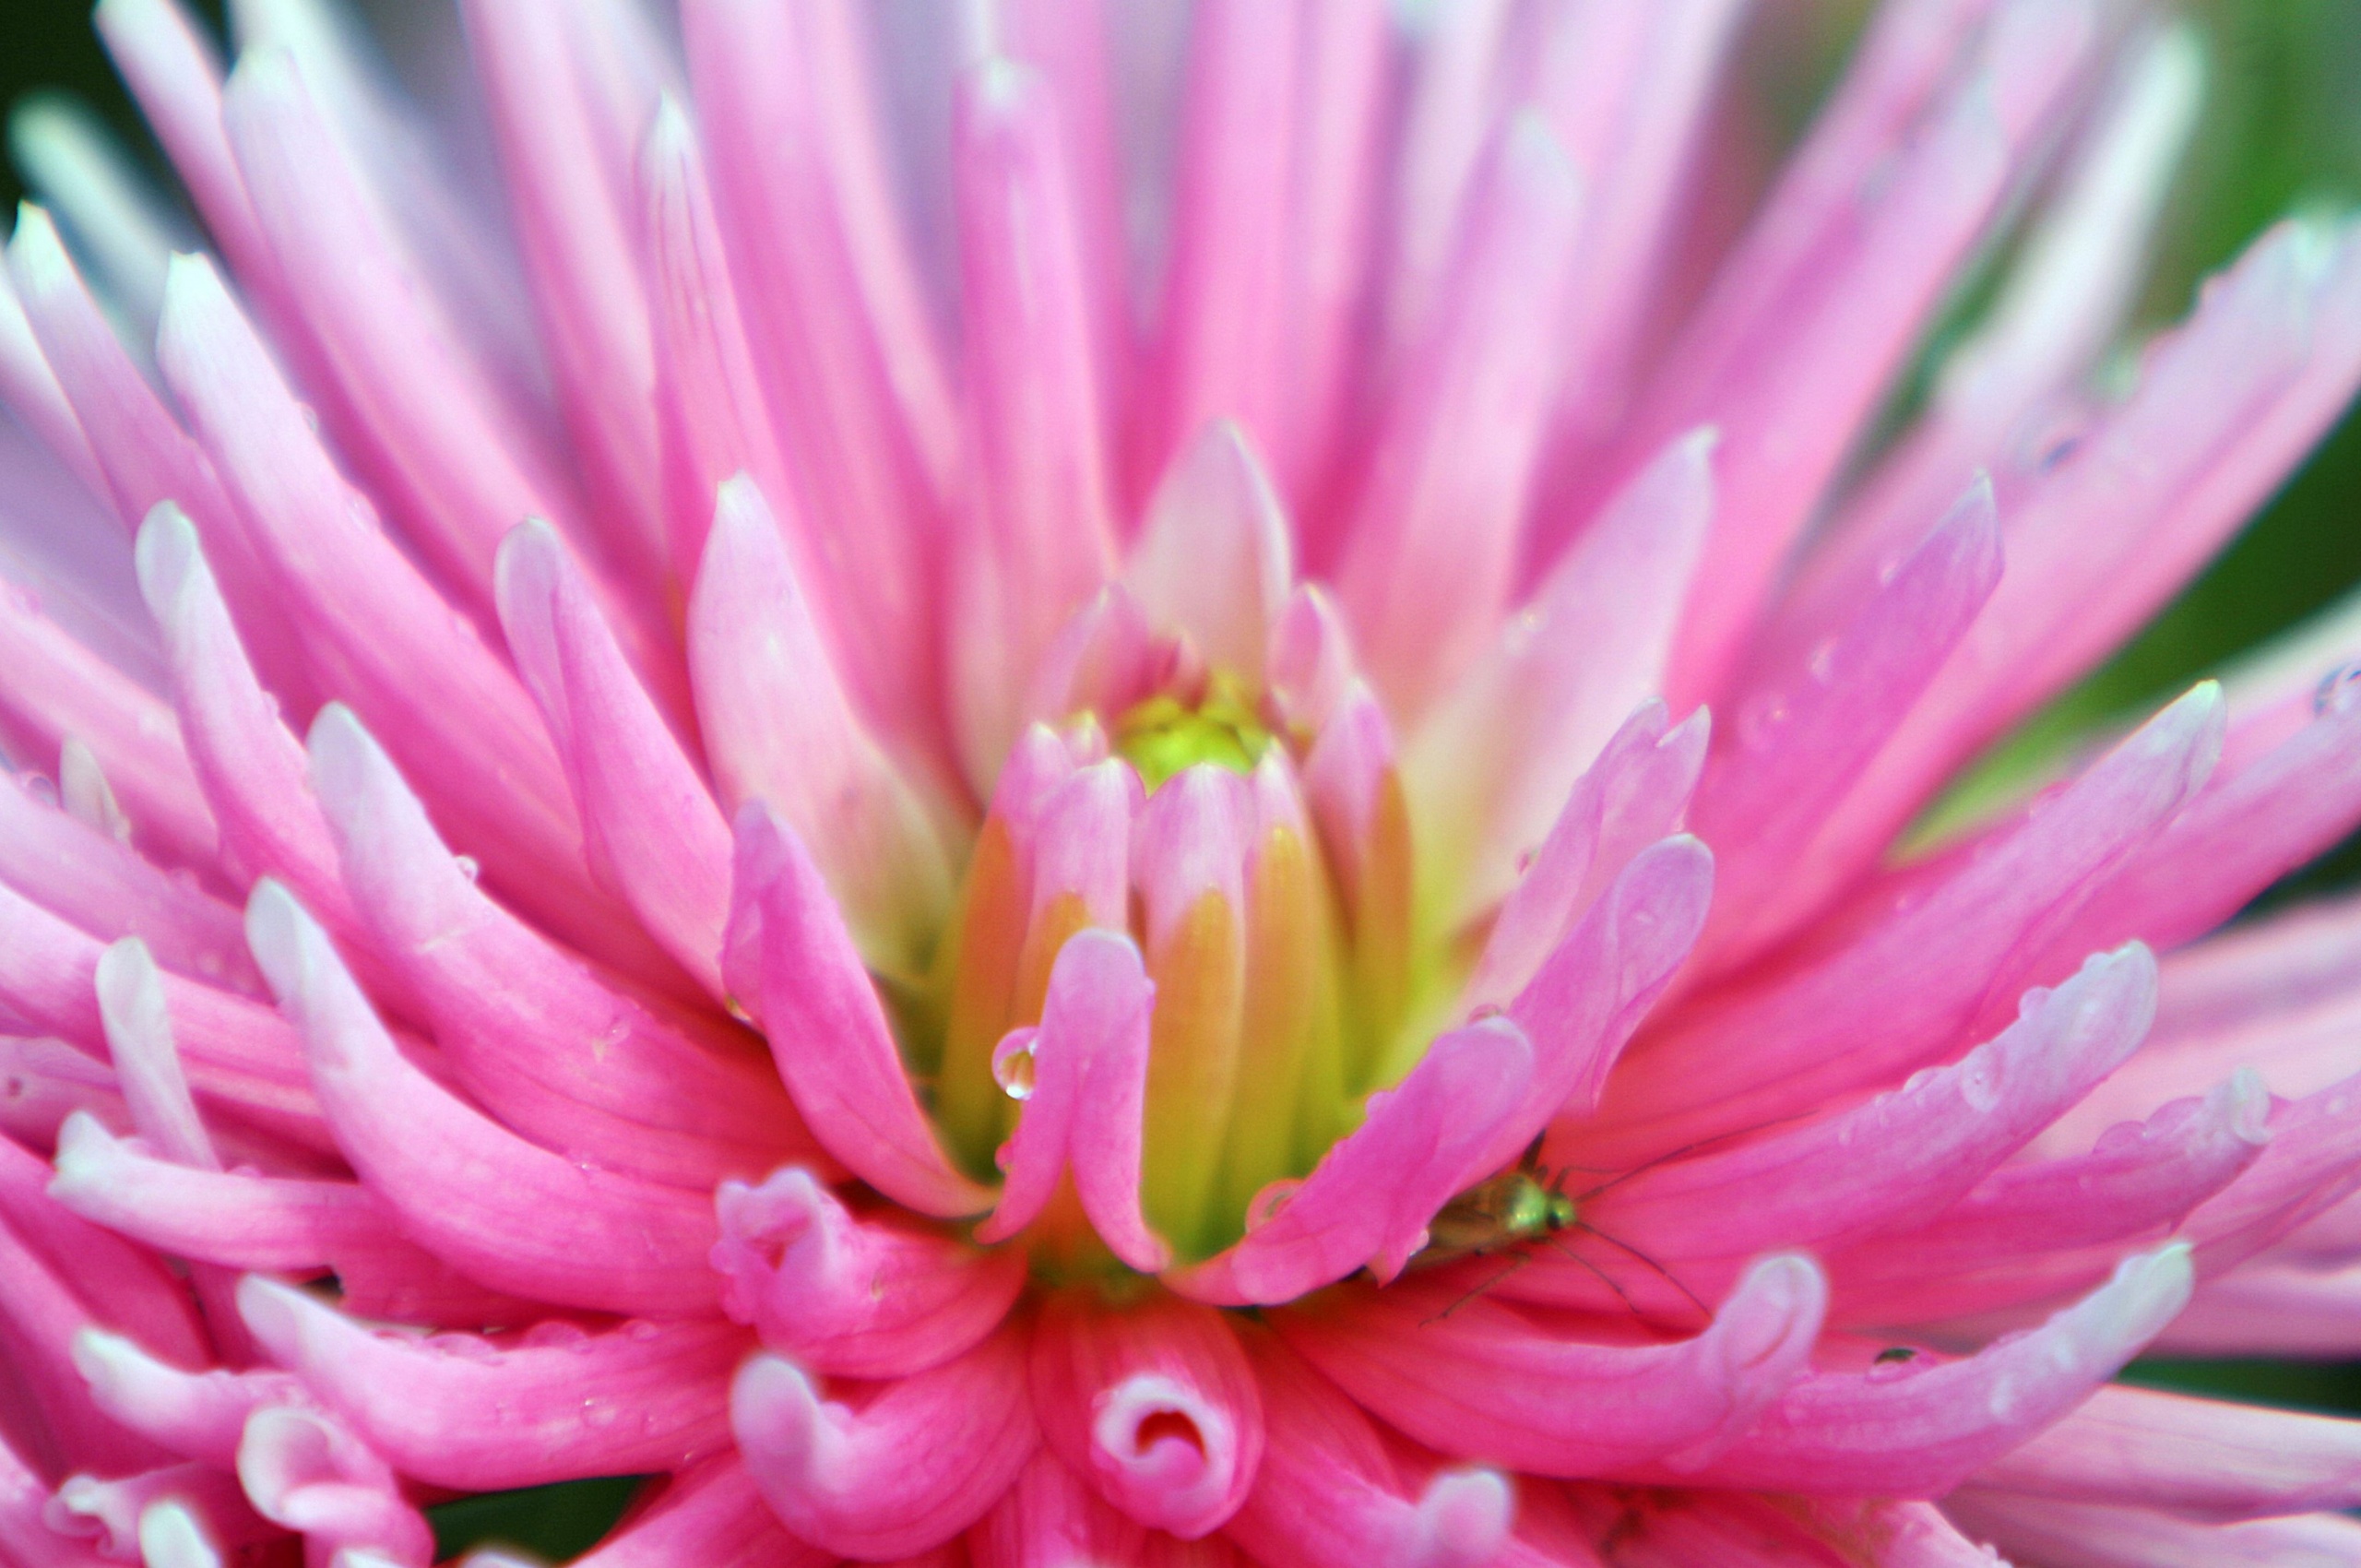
1565, 1110, 1816, 1204
1537, 1233, 1657, 1326
1420, 1251, 1531, 1325
1572, 1220, 1714, 1324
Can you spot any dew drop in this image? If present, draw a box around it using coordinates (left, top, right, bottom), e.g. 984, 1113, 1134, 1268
522, 1320, 588, 1350
1806, 638, 1838, 684
1737, 693, 1789, 751
992, 1032, 1038, 1100
2317, 661, 2361, 717
454, 854, 481, 884
24, 775, 56, 807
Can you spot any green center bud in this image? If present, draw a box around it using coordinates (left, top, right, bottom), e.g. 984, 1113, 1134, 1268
1114, 674, 1273, 790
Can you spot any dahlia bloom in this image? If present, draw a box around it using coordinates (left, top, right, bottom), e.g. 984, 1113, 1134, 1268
10, 0, 2361, 1562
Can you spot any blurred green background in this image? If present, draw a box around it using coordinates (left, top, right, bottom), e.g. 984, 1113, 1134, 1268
2, 0, 2358, 1558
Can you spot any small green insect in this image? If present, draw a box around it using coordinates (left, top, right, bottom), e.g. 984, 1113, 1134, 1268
1417, 1140, 1579, 1264
1874, 1346, 1920, 1365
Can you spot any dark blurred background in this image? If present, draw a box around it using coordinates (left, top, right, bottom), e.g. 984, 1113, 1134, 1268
3, 0, 2358, 1557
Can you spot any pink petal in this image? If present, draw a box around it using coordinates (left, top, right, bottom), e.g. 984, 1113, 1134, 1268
1972, 1382, 2361, 1522
1125, 421, 1292, 680
1595, 681, 2224, 1161
1340, 112, 1586, 721
1030, 1291, 1262, 1538
71, 1328, 305, 1468
0, 876, 323, 1149
1944, 1490, 2361, 1568
1136, 0, 1301, 505
307, 701, 815, 1190
978, 928, 1168, 1271
245, 878, 722, 1318
640, 101, 793, 586
1173, 1018, 1533, 1307
1281, 1253, 1825, 1477
235, 1406, 433, 1568
1668, 1247, 2190, 1495
1409, 430, 1714, 918
730, 1322, 1038, 1559
1475, 835, 1714, 1172
688, 475, 954, 976
155, 249, 676, 988
538, 1458, 829, 1568
1821, 1069, 2269, 1326
1225, 1332, 1528, 1568
969, 1450, 1148, 1568
236, 1277, 740, 1491
1460, 703, 1709, 1015
496, 518, 733, 996
949, 57, 1117, 781
1691, 478, 2004, 963
1559, 944, 2156, 1313
712, 1166, 1026, 1380
730, 804, 992, 1218
681, 0, 948, 738
459, 0, 665, 578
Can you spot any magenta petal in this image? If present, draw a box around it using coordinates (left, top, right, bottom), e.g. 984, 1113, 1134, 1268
543, 1458, 829, 1568
970, 1450, 1149, 1568
977, 928, 1168, 1271
235, 1406, 433, 1567
1227, 1333, 1524, 1568
245, 879, 722, 1318
71, 1328, 305, 1469
730, 1322, 1038, 1560
712, 1167, 1026, 1380
730, 804, 992, 1218
1031, 1292, 1263, 1539
1283, 1253, 1826, 1478
1172, 1019, 1533, 1307
236, 1277, 739, 1491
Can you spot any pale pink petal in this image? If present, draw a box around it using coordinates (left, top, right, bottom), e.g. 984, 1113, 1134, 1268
1944, 1491, 2361, 1568
70, 1328, 305, 1468
496, 517, 732, 996
1460, 703, 1709, 1014
949, 57, 1117, 783
1972, 1382, 2361, 1522
730, 1322, 1038, 1559
688, 474, 953, 977
1548, 944, 2155, 1314
0, 1130, 207, 1374
307, 701, 815, 1189
1408, 430, 1713, 918
1125, 422, 1291, 680
1691, 478, 2004, 962
1228, 1333, 1518, 1568
1340, 113, 1585, 721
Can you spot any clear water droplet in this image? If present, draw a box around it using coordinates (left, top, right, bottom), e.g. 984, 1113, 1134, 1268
992, 1032, 1038, 1100
25, 775, 56, 807
2317, 661, 2361, 717
454, 854, 481, 884
1807, 639, 1838, 684
1737, 693, 1789, 751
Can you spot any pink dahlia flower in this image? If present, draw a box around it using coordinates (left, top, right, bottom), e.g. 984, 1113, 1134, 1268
11, 0, 2361, 1562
